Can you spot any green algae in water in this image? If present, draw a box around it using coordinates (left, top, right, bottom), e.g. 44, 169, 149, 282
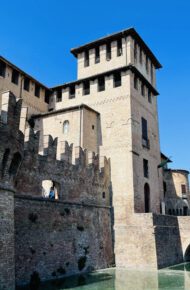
17, 263, 190, 290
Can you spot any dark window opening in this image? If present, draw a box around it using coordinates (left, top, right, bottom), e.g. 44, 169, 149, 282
9, 152, 22, 177
98, 76, 105, 92
141, 83, 145, 96
144, 183, 150, 213
56, 89, 62, 102
45, 90, 50, 104
1, 148, 10, 178
83, 81, 90, 95
113, 72, 121, 88
69, 85, 75, 99
92, 125, 95, 130
95, 47, 100, 63
180, 209, 182, 215
148, 89, 152, 103
0, 60, 6, 77
84, 51, 89, 67
184, 206, 188, 216
143, 159, 149, 178
117, 39, 122, 56
172, 209, 175, 215
134, 76, 138, 90
24, 77, 30, 91
11, 69, 19, 85
181, 184, 186, 194
106, 43, 111, 60
142, 117, 149, 148
35, 84, 40, 98
102, 192, 106, 199
146, 56, 149, 73
163, 181, 167, 197
168, 209, 172, 215
139, 48, 142, 64
134, 42, 137, 61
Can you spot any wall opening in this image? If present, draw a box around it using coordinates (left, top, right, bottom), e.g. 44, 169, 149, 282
9, 152, 22, 177
144, 183, 150, 213
42, 180, 60, 200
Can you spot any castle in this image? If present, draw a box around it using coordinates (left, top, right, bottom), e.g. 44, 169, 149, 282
0, 28, 190, 289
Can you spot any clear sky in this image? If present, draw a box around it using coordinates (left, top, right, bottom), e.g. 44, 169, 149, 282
1, 0, 190, 172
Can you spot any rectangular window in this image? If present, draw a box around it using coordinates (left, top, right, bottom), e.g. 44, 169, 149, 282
95, 47, 100, 63
146, 56, 149, 73
139, 48, 142, 64
134, 42, 137, 61
143, 159, 149, 178
106, 43, 111, 60
83, 81, 90, 95
35, 84, 40, 98
11, 69, 19, 85
69, 85, 75, 99
141, 117, 149, 148
24, 77, 30, 91
117, 39, 122, 56
134, 76, 138, 90
148, 89, 152, 103
84, 51, 89, 67
45, 90, 50, 104
141, 83, 145, 96
0, 60, 6, 77
181, 184, 186, 194
56, 89, 62, 102
113, 72, 121, 88
98, 76, 105, 92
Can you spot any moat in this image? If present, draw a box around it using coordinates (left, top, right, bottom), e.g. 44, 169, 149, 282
18, 263, 190, 290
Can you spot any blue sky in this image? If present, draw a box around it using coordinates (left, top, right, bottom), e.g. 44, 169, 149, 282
1, 0, 190, 172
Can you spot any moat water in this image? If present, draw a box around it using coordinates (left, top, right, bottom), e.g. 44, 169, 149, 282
18, 263, 190, 290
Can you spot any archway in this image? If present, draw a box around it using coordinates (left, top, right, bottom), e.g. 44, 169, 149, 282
144, 183, 150, 213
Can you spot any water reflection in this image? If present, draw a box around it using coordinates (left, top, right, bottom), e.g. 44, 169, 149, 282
17, 263, 190, 290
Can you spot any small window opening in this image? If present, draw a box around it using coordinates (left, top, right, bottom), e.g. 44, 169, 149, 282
141, 83, 145, 96
143, 159, 149, 178
106, 43, 111, 60
117, 39, 122, 56
113, 72, 121, 88
184, 206, 188, 216
56, 89, 62, 102
95, 47, 100, 63
98, 76, 105, 92
63, 120, 69, 134
102, 192, 106, 199
163, 181, 167, 197
35, 84, 40, 98
148, 89, 152, 103
0, 60, 6, 77
11, 69, 19, 85
139, 48, 142, 64
92, 125, 95, 130
69, 85, 75, 99
84, 51, 89, 67
45, 90, 50, 104
146, 56, 149, 73
134, 42, 137, 61
144, 183, 150, 213
181, 184, 186, 194
83, 81, 90, 95
24, 77, 30, 91
168, 209, 172, 215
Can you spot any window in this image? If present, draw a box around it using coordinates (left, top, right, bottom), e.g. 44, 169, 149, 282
134, 76, 138, 90
102, 192, 106, 199
63, 120, 69, 134
134, 42, 137, 61
84, 51, 89, 67
24, 77, 30, 91
56, 89, 62, 102
106, 43, 111, 60
83, 81, 90, 95
11, 69, 19, 85
35, 84, 40, 98
143, 159, 149, 178
141, 83, 145, 96
146, 56, 149, 73
181, 184, 186, 194
69, 85, 75, 99
113, 72, 121, 88
95, 47, 100, 63
117, 39, 122, 56
163, 182, 167, 197
142, 117, 149, 148
148, 89, 152, 103
139, 48, 142, 64
98, 76, 105, 92
0, 60, 6, 77
92, 125, 95, 130
45, 90, 50, 104
144, 183, 150, 213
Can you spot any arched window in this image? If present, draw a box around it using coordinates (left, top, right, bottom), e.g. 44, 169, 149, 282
63, 120, 69, 134
168, 209, 172, 215
144, 183, 150, 213
9, 152, 22, 177
1, 148, 10, 177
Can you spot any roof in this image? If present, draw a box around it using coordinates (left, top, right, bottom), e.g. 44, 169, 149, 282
161, 152, 172, 163
71, 28, 162, 69
51, 64, 159, 96
33, 104, 100, 118
0, 56, 51, 91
